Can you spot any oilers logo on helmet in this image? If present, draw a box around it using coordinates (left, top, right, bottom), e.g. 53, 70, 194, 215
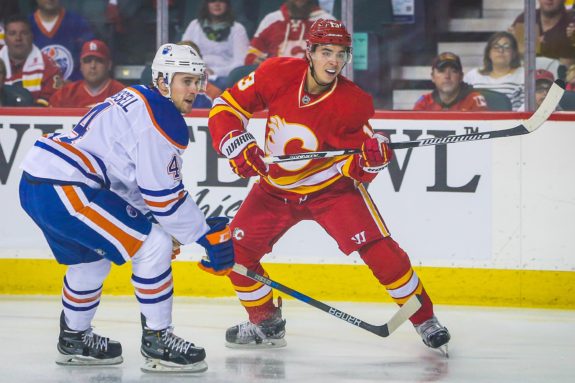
151, 43, 208, 96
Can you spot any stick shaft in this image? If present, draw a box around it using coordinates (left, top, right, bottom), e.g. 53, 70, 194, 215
263, 80, 564, 164
232, 264, 421, 337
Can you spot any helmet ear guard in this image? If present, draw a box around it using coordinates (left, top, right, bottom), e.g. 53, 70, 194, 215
151, 43, 208, 96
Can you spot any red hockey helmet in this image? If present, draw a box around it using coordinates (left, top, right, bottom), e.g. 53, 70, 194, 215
306, 19, 352, 49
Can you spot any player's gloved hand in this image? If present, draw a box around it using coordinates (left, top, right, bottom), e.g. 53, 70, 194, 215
359, 133, 393, 172
196, 217, 234, 276
220, 130, 268, 178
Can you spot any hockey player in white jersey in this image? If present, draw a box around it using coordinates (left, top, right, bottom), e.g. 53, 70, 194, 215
18, 43, 233, 373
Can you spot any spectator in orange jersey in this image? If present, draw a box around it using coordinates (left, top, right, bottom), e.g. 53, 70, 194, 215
414, 52, 488, 111
50, 39, 125, 108
0, 14, 63, 106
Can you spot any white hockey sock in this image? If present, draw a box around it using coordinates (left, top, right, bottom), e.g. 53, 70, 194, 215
62, 258, 111, 331
131, 224, 174, 330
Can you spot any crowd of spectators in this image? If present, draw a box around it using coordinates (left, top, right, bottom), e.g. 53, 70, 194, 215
0, 0, 574, 111
0, 0, 335, 108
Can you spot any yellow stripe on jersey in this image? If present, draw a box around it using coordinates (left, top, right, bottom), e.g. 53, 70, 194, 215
357, 183, 390, 237
263, 173, 343, 195
298, 77, 338, 108
221, 91, 253, 119
339, 156, 355, 178
22, 77, 41, 90
269, 158, 341, 186
209, 104, 245, 122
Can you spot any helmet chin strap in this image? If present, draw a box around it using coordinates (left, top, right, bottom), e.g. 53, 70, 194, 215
308, 60, 333, 88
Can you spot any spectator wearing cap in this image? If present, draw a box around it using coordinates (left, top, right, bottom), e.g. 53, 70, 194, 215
49, 39, 125, 107
414, 52, 488, 111
534, 69, 556, 109
464, 31, 524, 111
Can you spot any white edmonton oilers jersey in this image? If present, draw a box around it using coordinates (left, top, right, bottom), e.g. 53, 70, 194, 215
20, 85, 210, 244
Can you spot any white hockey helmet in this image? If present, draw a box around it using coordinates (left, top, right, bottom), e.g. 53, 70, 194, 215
151, 43, 207, 95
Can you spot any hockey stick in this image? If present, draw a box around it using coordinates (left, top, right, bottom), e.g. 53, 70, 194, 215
232, 263, 422, 337
263, 79, 565, 164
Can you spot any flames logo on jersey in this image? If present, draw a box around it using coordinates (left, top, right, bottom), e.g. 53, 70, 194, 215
265, 115, 318, 171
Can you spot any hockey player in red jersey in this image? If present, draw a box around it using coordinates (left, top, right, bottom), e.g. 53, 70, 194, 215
208, 19, 451, 353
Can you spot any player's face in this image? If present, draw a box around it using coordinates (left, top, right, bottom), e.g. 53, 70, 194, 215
80, 56, 111, 87
309, 45, 349, 83
169, 73, 204, 114
4, 21, 33, 62
431, 66, 462, 95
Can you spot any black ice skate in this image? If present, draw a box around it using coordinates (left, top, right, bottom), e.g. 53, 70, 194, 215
415, 315, 451, 357
56, 311, 123, 366
225, 305, 286, 349
140, 314, 207, 373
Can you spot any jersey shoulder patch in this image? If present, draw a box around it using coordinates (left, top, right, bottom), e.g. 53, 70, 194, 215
129, 85, 189, 149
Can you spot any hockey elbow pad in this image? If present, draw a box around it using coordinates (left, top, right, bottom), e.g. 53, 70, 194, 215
196, 217, 235, 276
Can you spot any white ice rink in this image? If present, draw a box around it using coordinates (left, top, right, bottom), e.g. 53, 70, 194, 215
1, 296, 574, 383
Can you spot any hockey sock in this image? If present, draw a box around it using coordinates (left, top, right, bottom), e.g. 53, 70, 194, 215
359, 237, 434, 325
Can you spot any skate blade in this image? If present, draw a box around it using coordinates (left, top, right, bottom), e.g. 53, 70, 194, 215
141, 358, 208, 373
56, 353, 123, 366
436, 344, 449, 358
225, 338, 287, 349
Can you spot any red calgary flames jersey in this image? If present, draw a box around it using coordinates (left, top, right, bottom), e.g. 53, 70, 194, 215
50, 79, 126, 108
208, 57, 374, 198
413, 89, 488, 111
